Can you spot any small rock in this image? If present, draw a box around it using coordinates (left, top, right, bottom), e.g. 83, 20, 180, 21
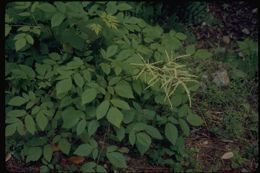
221, 151, 234, 159
252, 8, 257, 13
202, 74, 209, 80
222, 36, 230, 44
203, 141, 208, 145
212, 69, 230, 87
238, 52, 244, 57
200, 82, 207, 92
242, 28, 250, 35
252, 19, 257, 24
241, 168, 249, 172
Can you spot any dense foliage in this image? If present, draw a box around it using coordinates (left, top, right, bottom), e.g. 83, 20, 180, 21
5, 2, 222, 172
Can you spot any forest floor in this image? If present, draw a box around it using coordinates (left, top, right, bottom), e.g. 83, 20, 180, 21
182, 1, 258, 172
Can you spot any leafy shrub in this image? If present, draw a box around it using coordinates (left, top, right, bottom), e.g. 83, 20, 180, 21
5, 2, 205, 172
223, 38, 258, 79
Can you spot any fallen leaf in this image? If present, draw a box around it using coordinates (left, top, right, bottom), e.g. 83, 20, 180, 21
242, 28, 250, 35
5, 153, 12, 162
221, 151, 234, 159
222, 36, 230, 44
68, 156, 85, 165
52, 143, 60, 152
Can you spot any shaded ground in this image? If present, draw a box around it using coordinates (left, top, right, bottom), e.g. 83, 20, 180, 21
186, 1, 258, 172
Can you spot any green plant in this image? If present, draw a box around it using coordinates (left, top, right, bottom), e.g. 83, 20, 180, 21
231, 151, 247, 169
5, 2, 205, 172
131, 51, 198, 108
223, 38, 258, 79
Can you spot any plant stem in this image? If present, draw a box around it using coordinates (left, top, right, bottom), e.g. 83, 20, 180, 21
96, 124, 110, 165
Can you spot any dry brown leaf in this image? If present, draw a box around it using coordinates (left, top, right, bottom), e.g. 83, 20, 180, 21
52, 143, 60, 152
5, 153, 12, 162
67, 156, 85, 165
221, 151, 234, 159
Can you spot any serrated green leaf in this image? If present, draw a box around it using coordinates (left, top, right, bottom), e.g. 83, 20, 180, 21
15, 38, 26, 51
5, 124, 17, 136
81, 162, 96, 172
114, 81, 134, 98
88, 120, 99, 137
116, 127, 125, 141
179, 119, 190, 136
5, 24, 11, 37
43, 144, 53, 162
59, 138, 71, 155
186, 44, 195, 55
40, 166, 49, 173
96, 100, 110, 120
175, 32, 187, 40
49, 52, 61, 61
111, 99, 130, 110
25, 115, 36, 135
129, 129, 136, 145
178, 104, 189, 117
60, 96, 73, 108
73, 73, 84, 88
114, 66, 122, 75
106, 145, 118, 153
136, 132, 151, 155
7, 110, 27, 117
82, 88, 97, 105
36, 112, 48, 131
106, 1, 117, 15
165, 123, 178, 145
8, 96, 28, 106
77, 119, 87, 136
132, 80, 142, 96
96, 165, 107, 173
187, 113, 204, 126
123, 110, 135, 124
100, 63, 111, 75
106, 45, 118, 58
62, 108, 82, 129
144, 125, 163, 140
39, 3, 56, 13
61, 30, 85, 51
31, 106, 40, 115
194, 49, 212, 59
56, 78, 72, 95
66, 57, 84, 69
106, 107, 123, 128
74, 144, 92, 156
117, 3, 132, 11
51, 12, 65, 27
106, 152, 127, 168
26, 147, 42, 162
171, 94, 182, 107
25, 34, 34, 44
19, 64, 35, 78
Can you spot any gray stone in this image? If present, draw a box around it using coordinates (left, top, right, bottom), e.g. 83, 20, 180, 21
212, 69, 230, 87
